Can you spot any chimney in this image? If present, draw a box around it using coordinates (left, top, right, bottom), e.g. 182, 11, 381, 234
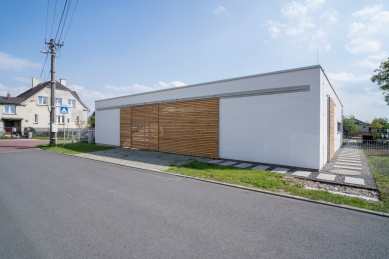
7, 93, 10, 99
32, 78, 40, 88
60, 78, 66, 86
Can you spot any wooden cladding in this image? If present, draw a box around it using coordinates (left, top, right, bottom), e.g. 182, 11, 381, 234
120, 106, 131, 147
131, 104, 159, 151
329, 98, 335, 160
159, 99, 219, 158
120, 98, 219, 158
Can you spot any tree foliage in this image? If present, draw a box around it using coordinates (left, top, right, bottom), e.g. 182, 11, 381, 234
343, 115, 359, 133
88, 111, 95, 128
371, 57, 389, 105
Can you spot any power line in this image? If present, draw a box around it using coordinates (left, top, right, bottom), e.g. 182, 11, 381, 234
54, 0, 68, 41
58, 0, 72, 44
62, 0, 78, 43
39, 53, 49, 79
50, 0, 58, 38
45, 0, 50, 41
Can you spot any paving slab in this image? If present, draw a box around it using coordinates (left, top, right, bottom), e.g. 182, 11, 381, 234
330, 169, 361, 175
271, 167, 289, 174
316, 173, 336, 181
335, 162, 362, 166
219, 161, 237, 166
207, 160, 224, 164
344, 177, 365, 186
292, 171, 311, 177
252, 165, 270, 171
234, 163, 252, 168
333, 165, 362, 170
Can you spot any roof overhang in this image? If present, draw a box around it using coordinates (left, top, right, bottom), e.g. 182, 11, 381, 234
1, 117, 23, 120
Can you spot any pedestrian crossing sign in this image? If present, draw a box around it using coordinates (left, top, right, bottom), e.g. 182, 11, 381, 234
60, 106, 68, 114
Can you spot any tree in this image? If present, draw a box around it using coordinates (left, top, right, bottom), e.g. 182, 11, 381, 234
371, 57, 389, 105
343, 115, 359, 137
370, 118, 383, 140
376, 117, 389, 129
88, 111, 95, 128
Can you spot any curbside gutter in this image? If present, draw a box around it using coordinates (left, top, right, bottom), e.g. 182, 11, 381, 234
39, 149, 389, 218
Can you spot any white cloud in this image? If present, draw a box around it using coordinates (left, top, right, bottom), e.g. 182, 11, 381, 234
105, 81, 186, 93
346, 5, 389, 54
327, 72, 371, 88
355, 51, 389, 69
352, 4, 382, 19
0, 83, 29, 97
14, 76, 31, 84
68, 84, 116, 112
345, 38, 381, 54
320, 10, 339, 22
264, 0, 333, 49
214, 5, 227, 14
0, 52, 40, 70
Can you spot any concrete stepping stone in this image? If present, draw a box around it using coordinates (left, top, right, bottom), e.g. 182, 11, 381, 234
337, 158, 361, 162
344, 177, 365, 185
330, 169, 361, 175
316, 173, 336, 181
252, 165, 270, 171
271, 167, 289, 174
234, 163, 252, 168
219, 161, 237, 166
335, 162, 362, 167
292, 171, 311, 177
333, 165, 362, 170
207, 160, 224, 164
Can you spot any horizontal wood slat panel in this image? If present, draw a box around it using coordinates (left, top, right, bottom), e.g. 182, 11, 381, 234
159, 98, 219, 158
131, 104, 159, 151
120, 106, 131, 147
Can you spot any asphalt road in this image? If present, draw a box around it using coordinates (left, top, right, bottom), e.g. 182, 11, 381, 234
0, 139, 48, 153
0, 150, 388, 259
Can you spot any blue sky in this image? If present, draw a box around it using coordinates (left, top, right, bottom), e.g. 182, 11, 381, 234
0, 0, 388, 121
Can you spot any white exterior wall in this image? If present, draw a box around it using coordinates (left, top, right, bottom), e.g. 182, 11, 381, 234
319, 70, 343, 169
95, 109, 120, 146
219, 69, 320, 170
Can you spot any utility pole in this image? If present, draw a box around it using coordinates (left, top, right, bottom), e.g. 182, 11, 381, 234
45, 39, 63, 145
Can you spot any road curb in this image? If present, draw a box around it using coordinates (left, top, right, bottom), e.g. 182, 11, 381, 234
39, 149, 389, 218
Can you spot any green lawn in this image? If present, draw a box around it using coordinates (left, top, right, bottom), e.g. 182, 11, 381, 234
366, 155, 389, 212
167, 161, 388, 213
37, 143, 115, 154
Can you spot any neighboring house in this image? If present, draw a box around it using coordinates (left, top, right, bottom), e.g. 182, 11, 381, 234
95, 65, 342, 171
0, 78, 89, 136
354, 118, 370, 133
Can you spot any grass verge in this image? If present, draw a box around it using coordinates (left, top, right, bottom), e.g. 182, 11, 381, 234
37, 143, 115, 154
366, 155, 389, 212
167, 161, 388, 213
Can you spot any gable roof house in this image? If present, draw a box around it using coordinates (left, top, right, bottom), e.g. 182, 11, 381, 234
0, 78, 89, 136
354, 118, 370, 133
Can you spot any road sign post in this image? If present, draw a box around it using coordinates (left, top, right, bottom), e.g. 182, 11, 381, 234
59, 106, 69, 146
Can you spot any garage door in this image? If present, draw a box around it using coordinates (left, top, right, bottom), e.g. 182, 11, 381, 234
131, 104, 159, 151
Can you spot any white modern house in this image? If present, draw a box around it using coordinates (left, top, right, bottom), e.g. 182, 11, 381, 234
0, 78, 89, 136
95, 65, 342, 170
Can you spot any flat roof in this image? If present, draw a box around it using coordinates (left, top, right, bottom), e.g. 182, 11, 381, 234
96, 65, 323, 103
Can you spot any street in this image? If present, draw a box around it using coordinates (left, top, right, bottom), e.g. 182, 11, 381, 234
0, 150, 388, 259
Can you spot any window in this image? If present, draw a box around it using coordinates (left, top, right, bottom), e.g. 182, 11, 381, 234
337, 122, 342, 132
68, 99, 75, 108
56, 116, 64, 124
34, 114, 38, 123
3, 104, 16, 114
75, 116, 79, 124
38, 96, 48, 105
55, 98, 62, 106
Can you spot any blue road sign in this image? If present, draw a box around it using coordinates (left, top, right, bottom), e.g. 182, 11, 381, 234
59, 106, 69, 114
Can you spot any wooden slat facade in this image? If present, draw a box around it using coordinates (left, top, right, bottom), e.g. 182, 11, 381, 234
329, 98, 335, 160
159, 98, 219, 158
120, 98, 219, 158
131, 104, 159, 151
120, 106, 132, 147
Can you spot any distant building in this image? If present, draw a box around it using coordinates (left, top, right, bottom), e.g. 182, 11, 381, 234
354, 118, 370, 133
0, 78, 89, 136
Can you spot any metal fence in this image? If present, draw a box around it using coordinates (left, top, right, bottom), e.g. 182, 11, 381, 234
0, 127, 95, 144
323, 136, 389, 177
